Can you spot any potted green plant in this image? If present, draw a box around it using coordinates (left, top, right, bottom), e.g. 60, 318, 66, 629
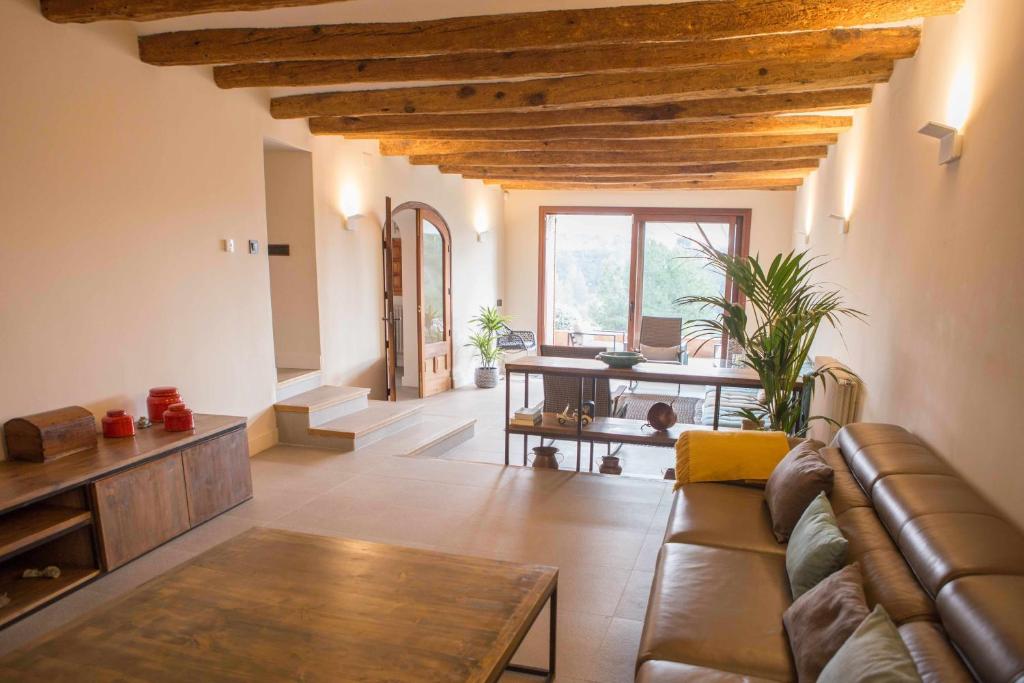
678, 239, 864, 435
466, 306, 511, 388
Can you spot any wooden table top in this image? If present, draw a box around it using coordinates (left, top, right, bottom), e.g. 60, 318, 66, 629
0, 414, 246, 514
0, 528, 559, 683
506, 354, 781, 388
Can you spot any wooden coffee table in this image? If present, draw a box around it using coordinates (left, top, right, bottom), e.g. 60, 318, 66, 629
0, 528, 558, 682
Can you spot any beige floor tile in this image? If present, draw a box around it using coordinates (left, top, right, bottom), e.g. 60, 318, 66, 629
584, 617, 646, 683
614, 570, 656, 621
509, 606, 611, 680
633, 532, 665, 572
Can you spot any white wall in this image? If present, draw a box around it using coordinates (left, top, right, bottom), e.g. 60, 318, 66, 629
264, 148, 322, 371
502, 190, 797, 334
0, 0, 504, 453
792, 0, 1024, 526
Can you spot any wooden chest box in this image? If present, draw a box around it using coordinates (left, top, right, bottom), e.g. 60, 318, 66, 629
4, 406, 97, 463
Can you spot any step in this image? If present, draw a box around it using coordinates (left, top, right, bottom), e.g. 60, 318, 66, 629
275, 369, 323, 402
372, 415, 476, 458
275, 385, 370, 425
281, 400, 424, 452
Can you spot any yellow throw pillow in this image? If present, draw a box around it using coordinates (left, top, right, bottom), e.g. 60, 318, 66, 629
675, 430, 792, 490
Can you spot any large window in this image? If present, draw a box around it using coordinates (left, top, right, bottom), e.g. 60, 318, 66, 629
539, 207, 750, 363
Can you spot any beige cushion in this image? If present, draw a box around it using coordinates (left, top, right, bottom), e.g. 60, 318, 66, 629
640, 343, 681, 361
639, 543, 794, 680
783, 563, 870, 682
786, 493, 849, 599
765, 442, 834, 542
637, 660, 780, 682
818, 605, 922, 682
664, 484, 784, 556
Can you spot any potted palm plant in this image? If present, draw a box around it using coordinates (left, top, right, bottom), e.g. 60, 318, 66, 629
466, 306, 511, 388
678, 239, 864, 435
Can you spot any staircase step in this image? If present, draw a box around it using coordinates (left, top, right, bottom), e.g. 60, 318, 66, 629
374, 416, 476, 458
274, 385, 369, 414
275, 369, 323, 402
310, 400, 423, 440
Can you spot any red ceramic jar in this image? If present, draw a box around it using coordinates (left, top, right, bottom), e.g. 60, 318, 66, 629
147, 386, 181, 422
102, 409, 135, 438
163, 403, 194, 432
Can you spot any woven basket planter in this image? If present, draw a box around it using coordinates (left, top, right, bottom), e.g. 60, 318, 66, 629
474, 367, 499, 389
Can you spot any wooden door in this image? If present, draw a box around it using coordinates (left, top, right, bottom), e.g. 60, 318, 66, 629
381, 196, 399, 401
181, 429, 253, 526
91, 454, 190, 570
416, 207, 453, 398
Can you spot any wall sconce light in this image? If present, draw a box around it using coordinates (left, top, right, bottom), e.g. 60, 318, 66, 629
918, 122, 963, 165
474, 208, 490, 242
340, 213, 364, 231
339, 182, 362, 231
829, 213, 851, 234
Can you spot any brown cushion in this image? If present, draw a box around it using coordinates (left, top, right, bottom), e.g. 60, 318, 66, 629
848, 443, 953, 495
765, 442, 834, 542
937, 575, 1024, 683
638, 543, 794, 681
783, 563, 870, 682
664, 484, 784, 555
636, 660, 779, 682
872, 474, 1001, 544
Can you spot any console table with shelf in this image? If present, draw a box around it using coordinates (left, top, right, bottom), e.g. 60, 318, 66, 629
0, 414, 251, 629
504, 356, 802, 472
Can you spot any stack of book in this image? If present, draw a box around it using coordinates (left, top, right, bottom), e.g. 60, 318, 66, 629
510, 405, 542, 427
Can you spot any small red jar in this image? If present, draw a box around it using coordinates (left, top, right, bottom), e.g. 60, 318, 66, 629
163, 403, 194, 432
147, 386, 181, 422
102, 409, 135, 438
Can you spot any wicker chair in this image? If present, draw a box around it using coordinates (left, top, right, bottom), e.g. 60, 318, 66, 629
539, 345, 628, 460
636, 316, 686, 364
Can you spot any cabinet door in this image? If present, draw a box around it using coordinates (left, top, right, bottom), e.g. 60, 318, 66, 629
91, 454, 190, 570
181, 429, 252, 526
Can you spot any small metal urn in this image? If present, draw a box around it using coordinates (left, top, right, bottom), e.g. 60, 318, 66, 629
600, 455, 623, 475
532, 446, 560, 469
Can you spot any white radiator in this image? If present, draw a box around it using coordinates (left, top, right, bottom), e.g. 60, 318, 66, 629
808, 356, 861, 444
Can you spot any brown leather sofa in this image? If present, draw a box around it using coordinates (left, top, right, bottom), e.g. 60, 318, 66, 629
635, 423, 1024, 682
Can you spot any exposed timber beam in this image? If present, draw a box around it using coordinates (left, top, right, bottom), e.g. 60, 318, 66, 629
214, 27, 918, 88
498, 178, 804, 191
270, 60, 894, 118
444, 159, 820, 179
380, 134, 839, 156
477, 173, 808, 184
41, 0, 347, 23
308, 90, 869, 136
138, 0, 964, 66
407, 146, 829, 167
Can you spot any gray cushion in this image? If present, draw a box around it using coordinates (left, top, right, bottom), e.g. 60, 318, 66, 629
818, 605, 923, 682
786, 492, 849, 598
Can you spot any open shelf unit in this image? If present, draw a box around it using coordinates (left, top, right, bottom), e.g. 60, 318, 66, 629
508, 414, 714, 448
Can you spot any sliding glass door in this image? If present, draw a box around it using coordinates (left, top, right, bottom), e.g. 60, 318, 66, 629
539, 207, 750, 361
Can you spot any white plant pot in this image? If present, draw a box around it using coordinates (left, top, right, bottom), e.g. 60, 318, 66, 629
475, 367, 499, 388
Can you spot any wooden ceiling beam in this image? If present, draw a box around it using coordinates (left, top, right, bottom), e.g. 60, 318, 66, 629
498, 178, 804, 192
380, 134, 838, 156
271, 60, 894, 118
408, 146, 829, 167
444, 159, 820, 178
478, 174, 809, 184
41, 0, 348, 23
214, 27, 918, 89
138, 0, 964, 66
308, 90, 869, 136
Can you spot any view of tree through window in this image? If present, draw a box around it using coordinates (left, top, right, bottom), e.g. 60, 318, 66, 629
422, 220, 445, 344
641, 221, 728, 325
551, 214, 632, 335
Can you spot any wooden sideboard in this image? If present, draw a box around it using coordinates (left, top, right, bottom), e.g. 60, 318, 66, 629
0, 414, 251, 628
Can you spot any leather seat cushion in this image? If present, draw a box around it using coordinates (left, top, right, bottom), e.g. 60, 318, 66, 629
873, 474, 1001, 544
835, 423, 922, 454
820, 447, 870, 515
849, 443, 954, 494
637, 660, 781, 682
937, 575, 1024, 683
664, 484, 784, 556
897, 622, 974, 683
898, 513, 1024, 596
834, 501, 937, 623
639, 543, 794, 681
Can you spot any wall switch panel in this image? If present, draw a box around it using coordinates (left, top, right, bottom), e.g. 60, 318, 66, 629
223, 239, 235, 253
248, 240, 259, 255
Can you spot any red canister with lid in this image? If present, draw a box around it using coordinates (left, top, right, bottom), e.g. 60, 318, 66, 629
163, 403, 194, 432
147, 387, 181, 422
102, 409, 136, 438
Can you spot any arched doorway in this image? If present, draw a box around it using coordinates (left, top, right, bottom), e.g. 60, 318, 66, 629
383, 199, 453, 399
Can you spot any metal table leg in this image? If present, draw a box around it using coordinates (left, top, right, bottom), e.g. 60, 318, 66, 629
712, 385, 722, 431
505, 584, 557, 681
523, 372, 530, 465
504, 368, 511, 465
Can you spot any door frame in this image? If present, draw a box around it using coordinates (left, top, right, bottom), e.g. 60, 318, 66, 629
385, 201, 454, 399
537, 206, 751, 354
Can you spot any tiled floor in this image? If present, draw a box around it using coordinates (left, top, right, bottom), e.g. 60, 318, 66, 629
414, 375, 680, 479
0, 410, 673, 682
